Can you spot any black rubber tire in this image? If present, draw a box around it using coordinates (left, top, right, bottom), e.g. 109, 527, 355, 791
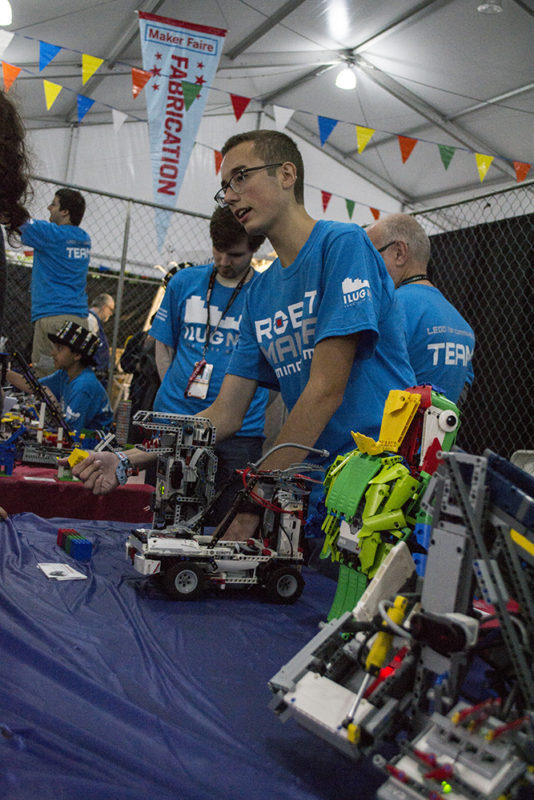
162, 562, 205, 600
263, 567, 304, 604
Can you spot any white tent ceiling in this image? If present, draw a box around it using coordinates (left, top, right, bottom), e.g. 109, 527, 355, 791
2, 0, 533, 224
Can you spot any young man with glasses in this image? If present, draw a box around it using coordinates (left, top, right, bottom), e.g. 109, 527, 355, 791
66, 131, 415, 540
367, 213, 475, 404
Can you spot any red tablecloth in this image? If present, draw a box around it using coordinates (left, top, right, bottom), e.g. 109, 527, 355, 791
0, 465, 154, 522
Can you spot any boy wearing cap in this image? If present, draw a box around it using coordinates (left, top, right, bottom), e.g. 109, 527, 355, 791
7, 322, 113, 435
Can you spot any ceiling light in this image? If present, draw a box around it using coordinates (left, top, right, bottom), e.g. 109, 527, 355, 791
335, 65, 357, 91
0, 0, 12, 26
477, 1, 503, 13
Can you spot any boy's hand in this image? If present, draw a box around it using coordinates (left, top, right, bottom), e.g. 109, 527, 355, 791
57, 451, 120, 495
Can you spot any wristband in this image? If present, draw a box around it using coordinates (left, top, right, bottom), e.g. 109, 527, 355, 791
115, 451, 136, 486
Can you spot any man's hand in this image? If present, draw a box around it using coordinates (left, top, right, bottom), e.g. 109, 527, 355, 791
0, 506, 8, 520
57, 451, 120, 495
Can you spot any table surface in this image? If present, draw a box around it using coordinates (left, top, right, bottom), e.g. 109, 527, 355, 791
0, 464, 154, 522
0, 512, 387, 800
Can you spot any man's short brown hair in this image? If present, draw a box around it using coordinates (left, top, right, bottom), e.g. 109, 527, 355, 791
209, 206, 265, 253
221, 130, 305, 205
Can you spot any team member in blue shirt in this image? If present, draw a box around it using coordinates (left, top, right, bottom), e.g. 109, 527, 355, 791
21, 188, 91, 377
367, 213, 475, 404
8, 321, 112, 436
67, 131, 416, 543
149, 206, 269, 522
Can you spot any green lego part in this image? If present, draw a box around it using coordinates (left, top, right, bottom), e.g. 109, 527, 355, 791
324, 452, 382, 519
327, 563, 368, 621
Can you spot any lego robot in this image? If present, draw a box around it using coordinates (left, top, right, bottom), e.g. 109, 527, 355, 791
269, 448, 534, 799
124, 411, 327, 602
320, 385, 461, 620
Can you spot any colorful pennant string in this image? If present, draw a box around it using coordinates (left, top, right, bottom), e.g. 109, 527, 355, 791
82, 54, 104, 85
321, 190, 332, 212
318, 116, 338, 146
355, 125, 375, 154
2, 61, 20, 92
398, 136, 418, 164
230, 94, 251, 121
475, 153, 494, 183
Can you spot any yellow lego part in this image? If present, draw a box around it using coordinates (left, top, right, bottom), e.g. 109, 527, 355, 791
67, 448, 89, 468
377, 390, 421, 452
351, 431, 384, 455
350, 390, 421, 455
510, 528, 534, 559
347, 723, 360, 744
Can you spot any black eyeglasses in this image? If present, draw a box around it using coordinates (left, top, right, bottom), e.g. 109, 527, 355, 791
377, 241, 397, 254
214, 163, 283, 208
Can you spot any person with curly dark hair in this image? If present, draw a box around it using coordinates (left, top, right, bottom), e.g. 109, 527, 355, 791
0, 89, 31, 340
0, 90, 31, 239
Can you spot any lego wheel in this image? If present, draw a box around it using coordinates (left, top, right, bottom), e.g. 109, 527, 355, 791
162, 562, 205, 600
263, 567, 304, 604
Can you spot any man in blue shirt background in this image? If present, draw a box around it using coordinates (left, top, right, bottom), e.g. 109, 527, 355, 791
21, 188, 91, 377
367, 213, 475, 404
149, 206, 269, 522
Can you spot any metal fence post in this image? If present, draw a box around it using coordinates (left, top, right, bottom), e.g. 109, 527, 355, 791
107, 200, 132, 399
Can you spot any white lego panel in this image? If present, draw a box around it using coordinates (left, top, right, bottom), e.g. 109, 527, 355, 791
284, 671, 373, 734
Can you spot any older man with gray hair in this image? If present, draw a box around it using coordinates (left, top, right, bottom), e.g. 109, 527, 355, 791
367, 213, 475, 404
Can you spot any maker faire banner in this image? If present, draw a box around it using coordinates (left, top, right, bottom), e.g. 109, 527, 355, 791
138, 11, 227, 249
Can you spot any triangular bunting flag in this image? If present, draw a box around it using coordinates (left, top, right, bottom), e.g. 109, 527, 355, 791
77, 94, 95, 122
370, 208, 380, 220
43, 80, 62, 110
112, 109, 128, 133
2, 61, 20, 92
321, 190, 332, 213
214, 150, 223, 175
273, 105, 295, 131
513, 161, 531, 183
131, 67, 152, 99
438, 144, 456, 170
345, 199, 355, 220
182, 80, 202, 111
82, 54, 104, 85
355, 125, 375, 154
230, 94, 251, 121
475, 153, 494, 182
0, 31, 14, 59
398, 136, 418, 163
39, 41, 62, 72
318, 116, 338, 147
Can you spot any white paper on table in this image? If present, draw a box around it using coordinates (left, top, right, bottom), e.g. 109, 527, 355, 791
37, 563, 87, 581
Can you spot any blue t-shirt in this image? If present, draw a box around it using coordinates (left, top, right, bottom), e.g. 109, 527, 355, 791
150, 264, 268, 437
396, 284, 475, 403
40, 368, 113, 435
227, 220, 416, 464
21, 219, 90, 322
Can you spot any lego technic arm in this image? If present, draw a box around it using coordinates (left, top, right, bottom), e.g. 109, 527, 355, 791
10, 350, 72, 438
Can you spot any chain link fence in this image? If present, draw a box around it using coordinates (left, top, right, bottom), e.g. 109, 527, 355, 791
415, 180, 534, 460
2, 175, 532, 459
3, 176, 216, 411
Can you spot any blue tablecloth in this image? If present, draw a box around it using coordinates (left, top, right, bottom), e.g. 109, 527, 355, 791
0, 513, 384, 800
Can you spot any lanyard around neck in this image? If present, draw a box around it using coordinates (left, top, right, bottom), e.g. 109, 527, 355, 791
203, 266, 251, 354
398, 273, 428, 287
